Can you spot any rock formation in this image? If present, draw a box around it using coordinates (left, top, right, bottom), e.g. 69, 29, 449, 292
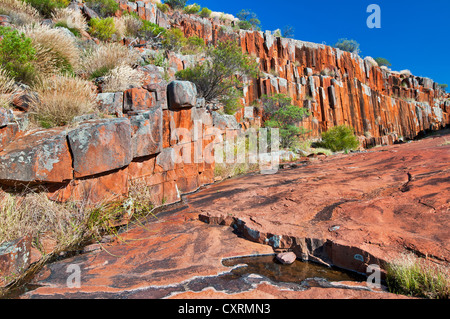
0, 0, 448, 208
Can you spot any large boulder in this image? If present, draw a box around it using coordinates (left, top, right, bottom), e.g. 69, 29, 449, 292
167, 80, 197, 109
0, 128, 73, 183
67, 118, 132, 178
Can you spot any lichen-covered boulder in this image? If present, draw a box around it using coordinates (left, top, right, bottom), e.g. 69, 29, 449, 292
67, 118, 132, 178
0, 128, 72, 183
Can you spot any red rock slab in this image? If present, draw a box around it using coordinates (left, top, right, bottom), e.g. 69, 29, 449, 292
0, 128, 73, 183
193, 133, 450, 271
22, 208, 273, 298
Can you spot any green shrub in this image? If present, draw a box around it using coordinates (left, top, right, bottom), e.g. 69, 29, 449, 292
199, 7, 212, 18
221, 87, 242, 115
175, 40, 259, 102
24, 0, 68, 18
181, 35, 205, 55
140, 20, 166, 39
0, 27, 37, 84
335, 38, 361, 54
262, 94, 309, 149
89, 17, 116, 41
164, 0, 187, 10
375, 57, 391, 67
161, 28, 186, 51
319, 125, 360, 152
183, 3, 200, 14
156, 3, 169, 13
85, 0, 119, 17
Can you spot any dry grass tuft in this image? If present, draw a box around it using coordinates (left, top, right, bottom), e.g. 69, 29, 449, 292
102, 64, 145, 92
52, 7, 88, 34
79, 42, 140, 79
0, 68, 18, 108
30, 74, 97, 128
0, 0, 40, 26
18, 24, 81, 77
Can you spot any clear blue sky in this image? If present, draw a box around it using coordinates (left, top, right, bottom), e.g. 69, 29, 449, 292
190, 0, 450, 88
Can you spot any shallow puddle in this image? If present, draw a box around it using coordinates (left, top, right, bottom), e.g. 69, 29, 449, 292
222, 254, 366, 284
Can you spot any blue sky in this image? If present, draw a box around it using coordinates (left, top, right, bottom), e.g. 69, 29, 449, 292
189, 0, 450, 88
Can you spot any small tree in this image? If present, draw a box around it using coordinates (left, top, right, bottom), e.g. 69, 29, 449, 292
175, 40, 259, 103
335, 38, 361, 54
282, 25, 295, 38
375, 57, 391, 67
262, 94, 309, 149
438, 83, 448, 92
236, 9, 261, 31
320, 125, 360, 152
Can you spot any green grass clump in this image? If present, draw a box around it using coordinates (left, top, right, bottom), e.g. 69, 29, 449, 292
386, 254, 450, 299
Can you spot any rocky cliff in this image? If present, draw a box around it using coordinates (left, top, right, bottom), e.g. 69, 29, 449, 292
0, 0, 449, 208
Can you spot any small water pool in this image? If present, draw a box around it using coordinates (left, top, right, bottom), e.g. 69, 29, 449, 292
222, 254, 366, 284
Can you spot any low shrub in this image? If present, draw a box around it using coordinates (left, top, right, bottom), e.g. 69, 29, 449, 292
319, 125, 360, 152
181, 35, 205, 55
156, 2, 169, 13
89, 17, 116, 41
199, 7, 212, 18
140, 20, 167, 39
161, 28, 186, 52
184, 3, 200, 14
374, 57, 391, 67
262, 94, 309, 149
0, 27, 37, 84
30, 74, 97, 128
335, 38, 361, 54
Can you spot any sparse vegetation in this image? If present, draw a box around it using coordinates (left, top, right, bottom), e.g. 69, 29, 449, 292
101, 64, 145, 93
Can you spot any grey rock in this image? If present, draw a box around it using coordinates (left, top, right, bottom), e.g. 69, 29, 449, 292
167, 80, 197, 109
